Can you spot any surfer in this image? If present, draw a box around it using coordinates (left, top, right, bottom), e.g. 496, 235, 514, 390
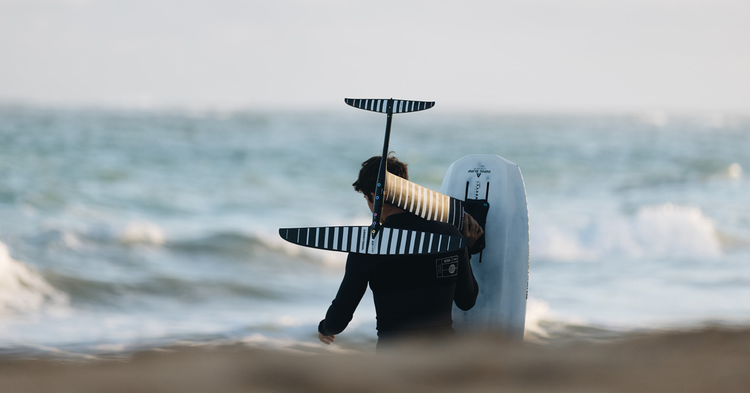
318, 155, 482, 349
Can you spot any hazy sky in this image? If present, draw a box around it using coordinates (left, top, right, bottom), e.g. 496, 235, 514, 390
1, 0, 748, 113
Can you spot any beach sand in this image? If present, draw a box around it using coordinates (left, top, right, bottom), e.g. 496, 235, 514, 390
1, 327, 749, 393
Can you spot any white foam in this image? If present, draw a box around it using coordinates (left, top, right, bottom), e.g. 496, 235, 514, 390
523, 297, 591, 343
728, 163, 743, 179
240, 333, 356, 354
523, 297, 552, 340
532, 203, 722, 261
119, 221, 166, 245
0, 242, 70, 315
632, 204, 722, 258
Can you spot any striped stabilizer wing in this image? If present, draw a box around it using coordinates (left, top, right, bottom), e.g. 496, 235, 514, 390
344, 98, 435, 114
279, 226, 468, 255
384, 172, 464, 229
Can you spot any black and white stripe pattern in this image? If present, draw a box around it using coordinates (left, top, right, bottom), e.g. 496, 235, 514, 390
278, 226, 468, 255
384, 173, 464, 229
344, 98, 435, 114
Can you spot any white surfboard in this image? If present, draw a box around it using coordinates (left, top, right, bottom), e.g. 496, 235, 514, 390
440, 154, 529, 339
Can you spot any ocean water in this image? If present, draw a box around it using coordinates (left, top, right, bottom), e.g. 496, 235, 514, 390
0, 105, 748, 358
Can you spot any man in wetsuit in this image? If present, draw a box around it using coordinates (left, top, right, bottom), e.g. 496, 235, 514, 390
318, 155, 481, 349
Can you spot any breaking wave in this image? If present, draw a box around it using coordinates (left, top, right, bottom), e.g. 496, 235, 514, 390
523, 297, 627, 344
17, 227, 341, 309
0, 241, 69, 315
119, 221, 166, 245
533, 204, 724, 261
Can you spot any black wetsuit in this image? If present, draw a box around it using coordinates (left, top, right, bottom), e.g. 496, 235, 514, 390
318, 212, 478, 347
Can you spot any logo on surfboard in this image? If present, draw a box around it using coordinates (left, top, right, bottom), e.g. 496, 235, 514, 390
468, 166, 491, 178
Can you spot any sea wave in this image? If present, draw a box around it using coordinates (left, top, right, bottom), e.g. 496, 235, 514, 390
523, 297, 630, 344
26, 217, 343, 267
532, 203, 724, 262
0, 241, 69, 315
165, 230, 298, 261
166, 229, 347, 268
13, 226, 340, 310
27, 219, 166, 250
43, 271, 286, 306
119, 221, 166, 245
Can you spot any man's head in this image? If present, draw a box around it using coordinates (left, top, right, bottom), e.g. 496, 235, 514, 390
353, 155, 408, 203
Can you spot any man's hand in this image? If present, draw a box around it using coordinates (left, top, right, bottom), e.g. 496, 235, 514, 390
318, 332, 335, 345
462, 212, 484, 249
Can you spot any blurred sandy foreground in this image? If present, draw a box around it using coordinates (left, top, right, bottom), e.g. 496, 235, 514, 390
1, 327, 749, 393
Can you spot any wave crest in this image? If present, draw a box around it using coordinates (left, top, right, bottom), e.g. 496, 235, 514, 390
0, 242, 70, 315
533, 204, 722, 261
119, 221, 166, 245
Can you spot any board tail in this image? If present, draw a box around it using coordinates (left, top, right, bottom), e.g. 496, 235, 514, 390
344, 98, 435, 114
279, 226, 468, 255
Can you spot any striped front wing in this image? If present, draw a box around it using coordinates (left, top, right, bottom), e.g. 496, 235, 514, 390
279, 226, 468, 255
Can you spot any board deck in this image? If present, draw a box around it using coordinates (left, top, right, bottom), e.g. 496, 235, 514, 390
440, 154, 529, 339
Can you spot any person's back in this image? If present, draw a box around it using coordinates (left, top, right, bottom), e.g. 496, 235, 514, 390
317, 155, 480, 349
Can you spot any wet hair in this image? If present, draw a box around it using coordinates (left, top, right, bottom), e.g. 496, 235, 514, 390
353, 154, 409, 202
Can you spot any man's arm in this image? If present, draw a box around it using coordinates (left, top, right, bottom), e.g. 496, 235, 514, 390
455, 213, 480, 310
318, 253, 369, 340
